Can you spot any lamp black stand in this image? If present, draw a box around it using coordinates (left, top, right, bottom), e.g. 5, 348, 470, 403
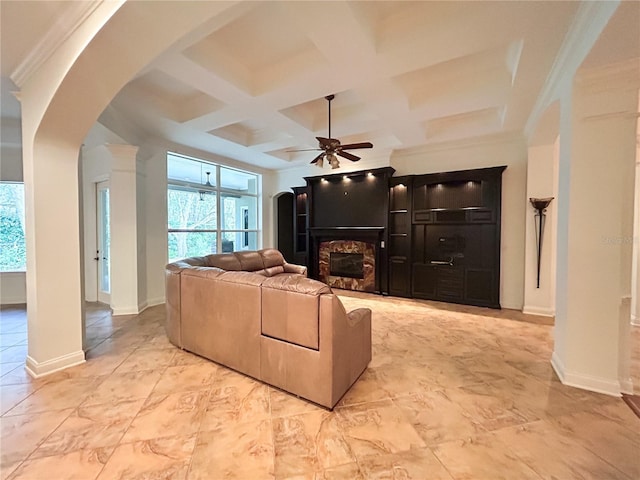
530, 197, 554, 288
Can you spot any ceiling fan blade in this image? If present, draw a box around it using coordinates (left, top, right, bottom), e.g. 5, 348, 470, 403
310, 152, 325, 164
340, 142, 373, 150
336, 150, 360, 162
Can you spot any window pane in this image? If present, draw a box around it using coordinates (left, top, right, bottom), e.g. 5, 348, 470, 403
221, 195, 257, 230
220, 167, 257, 194
221, 231, 258, 252
167, 188, 217, 229
168, 232, 217, 262
0, 183, 26, 271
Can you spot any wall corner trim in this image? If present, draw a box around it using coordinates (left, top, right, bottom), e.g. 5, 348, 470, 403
551, 351, 622, 397
111, 306, 140, 316
25, 351, 85, 378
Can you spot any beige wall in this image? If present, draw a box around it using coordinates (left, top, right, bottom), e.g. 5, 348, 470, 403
523, 140, 559, 316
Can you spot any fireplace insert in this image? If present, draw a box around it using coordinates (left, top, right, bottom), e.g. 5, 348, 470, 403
330, 252, 364, 279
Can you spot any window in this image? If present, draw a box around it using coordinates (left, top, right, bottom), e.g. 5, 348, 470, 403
167, 153, 260, 261
0, 182, 26, 272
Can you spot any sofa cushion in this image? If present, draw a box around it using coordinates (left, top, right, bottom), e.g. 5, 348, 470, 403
206, 253, 241, 271
263, 265, 285, 277
259, 248, 286, 268
235, 251, 265, 271
260, 276, 330, 350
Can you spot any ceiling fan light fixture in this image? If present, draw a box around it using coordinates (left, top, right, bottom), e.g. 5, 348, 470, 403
328, 153, 340, 169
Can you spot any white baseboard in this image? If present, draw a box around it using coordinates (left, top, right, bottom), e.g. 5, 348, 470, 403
0, 296, 28, 305
551, 351, 621, 397
111, 306, 140, 316
620, 377, 634, 395
146, 297, 165, 307
26, 351, 85, 378
137, 297, 165, 313
522, 305, 555, 317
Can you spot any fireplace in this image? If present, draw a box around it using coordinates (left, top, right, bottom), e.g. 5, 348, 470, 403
319, 240, 376, 292
330, 252, 364, 279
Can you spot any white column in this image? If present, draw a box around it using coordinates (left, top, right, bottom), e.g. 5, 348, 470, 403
25, 140, 85, 376
631, 104, 640, 326
552, 63, 638, 395
106, 144, 141, 315
523, 141, 559, 317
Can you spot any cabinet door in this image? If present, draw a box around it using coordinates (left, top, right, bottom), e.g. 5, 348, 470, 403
389, 259, 411, 297
412, 263, 437, 298
465, 268, 495, 306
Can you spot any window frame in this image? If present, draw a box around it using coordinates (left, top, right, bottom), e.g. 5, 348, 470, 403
167, 153, 260, 261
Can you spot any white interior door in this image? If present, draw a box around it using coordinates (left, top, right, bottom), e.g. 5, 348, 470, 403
96, 181, 111, 304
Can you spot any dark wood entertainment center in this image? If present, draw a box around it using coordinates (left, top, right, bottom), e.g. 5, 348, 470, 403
289, 165, 506, 308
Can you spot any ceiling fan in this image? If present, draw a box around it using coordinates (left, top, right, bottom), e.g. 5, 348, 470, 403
290, 94, 373, 169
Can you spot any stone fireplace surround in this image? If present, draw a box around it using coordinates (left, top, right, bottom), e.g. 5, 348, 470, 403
319, 240, 376, 292
309, 227, 384, 293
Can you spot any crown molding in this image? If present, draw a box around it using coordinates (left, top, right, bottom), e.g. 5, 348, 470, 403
10, 1, 105, 88
524, 1, 620, 140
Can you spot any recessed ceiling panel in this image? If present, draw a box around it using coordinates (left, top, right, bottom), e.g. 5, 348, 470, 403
125, 69, 224, 123
394, 45, 515, 111
425, 107, 505, 142
184, 2, 326, 95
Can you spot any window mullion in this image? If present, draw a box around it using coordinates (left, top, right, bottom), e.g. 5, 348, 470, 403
215, 165, 221, 253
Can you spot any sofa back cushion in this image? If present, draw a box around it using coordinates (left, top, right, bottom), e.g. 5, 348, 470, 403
234, 251, 265, 271
206, 253, 242, 271
261, 276, 331, 350
259, 248, 286, 268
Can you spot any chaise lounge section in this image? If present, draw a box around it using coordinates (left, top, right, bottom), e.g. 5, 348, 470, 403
165, 248, 372, 408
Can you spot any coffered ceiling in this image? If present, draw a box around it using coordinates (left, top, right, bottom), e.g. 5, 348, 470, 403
3, 1, 639, 171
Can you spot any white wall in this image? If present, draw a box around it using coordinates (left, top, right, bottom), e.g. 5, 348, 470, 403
81, 145, 111, 302
523, 140, 559, 316
143, 148, 169, 306
552, 66, 638, 395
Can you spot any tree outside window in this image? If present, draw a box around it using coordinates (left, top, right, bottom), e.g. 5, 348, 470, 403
167, 153, 260, 261
0, 182, 26, 271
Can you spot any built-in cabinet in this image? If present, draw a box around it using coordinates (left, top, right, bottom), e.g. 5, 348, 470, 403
388, 177, 412, 297
289, 166, 505, 308
292, 186, 308, 266
409, 166, 505, 308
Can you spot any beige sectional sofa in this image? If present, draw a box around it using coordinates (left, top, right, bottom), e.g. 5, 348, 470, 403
165, 248, 372, 408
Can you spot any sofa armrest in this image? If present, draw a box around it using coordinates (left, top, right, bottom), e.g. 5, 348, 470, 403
346, 308, 371, 327
283, 262, 307, 276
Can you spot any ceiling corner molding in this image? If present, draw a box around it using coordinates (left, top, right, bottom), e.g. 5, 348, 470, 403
524, 0, 620, 140
10, 0, 107, 88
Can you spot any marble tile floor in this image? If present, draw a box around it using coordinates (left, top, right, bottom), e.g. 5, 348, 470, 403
1, 293, 639, 480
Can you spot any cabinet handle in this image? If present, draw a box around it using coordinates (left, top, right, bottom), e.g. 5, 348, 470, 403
430, 257, 454, 266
